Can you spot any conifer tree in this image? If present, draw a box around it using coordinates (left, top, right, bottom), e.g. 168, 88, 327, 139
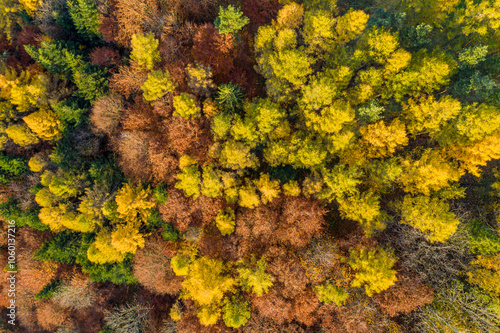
67, 0, 101, 39
214, 5, 249, 35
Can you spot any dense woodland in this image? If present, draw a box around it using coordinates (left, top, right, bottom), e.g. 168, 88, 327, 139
1, 0, 500, 331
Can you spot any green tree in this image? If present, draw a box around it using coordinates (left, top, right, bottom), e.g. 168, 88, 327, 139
216, 83, 244, 113
214, 5, 249, 35
67, 0, 101, 40
222, 296, 251, 328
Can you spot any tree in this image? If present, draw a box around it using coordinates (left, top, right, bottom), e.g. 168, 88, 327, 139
238, 183, 260, 209
186, 62, 216, 97
216, 83, 244, 113
398, 149, 463, 195
23, 109, 62, 141
374, 275, 434, 317
90, 94, 124, 135
200, 165, 224, 198
214, 5, 249, 35
275, 3, 304, 30
132, 233, 182, 295
333, 9, 369, 45
314, 282, 349, 306
87, 228, 127, 264
53, 273, 97, 310
254, 173, 280, 204
338, 191, 386, 237
219, 140, 259, 170
359, 28, 399, 63
467, 253, 500, 297
130, 33, 160, 70
104, 302, 151, 333
142, 70, 176, 103
400, 195, 460, 242
304, 99, 355, 135
346, 246, 397, 296
67, 0, 101, 40
173, 93, 201, 119
222, 296, 251, 328
114, 183, 154, 223
357, 119, 408, 159
237, 256, 274, 296
303, 9, 335, 53
402, 95, 461, 137
181, 256, 236, 314
111, 222, 145, 254
441, 103, 500, 146
5, 124, 39, 146
175, 164, 201, 199
215, 208, 235, 235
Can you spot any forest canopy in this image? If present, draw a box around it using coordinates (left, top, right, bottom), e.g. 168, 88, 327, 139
1, 0, 500, 332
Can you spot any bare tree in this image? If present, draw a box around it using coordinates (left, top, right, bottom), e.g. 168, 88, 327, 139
104, 301, 152, 333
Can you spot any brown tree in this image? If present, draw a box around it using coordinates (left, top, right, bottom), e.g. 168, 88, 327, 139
132, 233, 183, 295
53, 272, 99, 310
35, 301, 71, 331
192, 24, 236, 82
274, 196, 326, 249
164, 116, 212, 162
109, 65, 149, 99
374, 274, 434, 317
90, 94, 124, 135
159, 188, 223, 232
90, 46, 121, 69
113, 130, 153, 182
251, 287, 293, 325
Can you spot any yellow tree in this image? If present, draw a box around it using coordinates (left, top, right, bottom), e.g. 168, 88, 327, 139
111, 223, 146, 254
400, 195, 460, 242
130, 33, 160, 70
402, 95, 461, 137
115, 183, 154, 223
445, 133, 500, 177
181, 257, 236, 325
357, 119, 408, 159
333, 10, 369, 45
338, 191, 386, 237
87, 228, 127, 264
467, 253, 500, 297
23, 109, 62, 141
346, 246, 398, 296
398, 149, 463, 195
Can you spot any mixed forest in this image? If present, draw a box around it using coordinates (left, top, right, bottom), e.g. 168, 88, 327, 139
1, 0, 500, 331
